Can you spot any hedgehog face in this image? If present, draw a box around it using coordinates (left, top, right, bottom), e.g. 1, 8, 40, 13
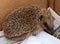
37, 9, 54, 35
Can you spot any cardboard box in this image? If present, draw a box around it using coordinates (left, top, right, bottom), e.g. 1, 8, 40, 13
0, 0, 48, 30
48, 0, 55, 9
49, 0, 60, 16
54, 0, 60, 16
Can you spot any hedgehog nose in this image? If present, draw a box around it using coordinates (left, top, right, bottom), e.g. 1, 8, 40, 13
43, 22, 50, 30
43, 22, 54, 35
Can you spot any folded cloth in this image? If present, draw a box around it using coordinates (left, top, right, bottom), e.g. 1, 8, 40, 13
21, 31, 60, 44
0, 31, 21, 44
21, 36, 42, 44
0, 31, 10, 44
0, 31, 60, 44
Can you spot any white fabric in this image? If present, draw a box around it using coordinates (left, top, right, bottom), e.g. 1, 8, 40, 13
21, 31, 60, 44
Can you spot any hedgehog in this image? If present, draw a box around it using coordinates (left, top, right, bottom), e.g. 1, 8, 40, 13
2, 6, 54, 41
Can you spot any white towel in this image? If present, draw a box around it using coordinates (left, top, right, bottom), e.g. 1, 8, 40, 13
21, 31, 60, 44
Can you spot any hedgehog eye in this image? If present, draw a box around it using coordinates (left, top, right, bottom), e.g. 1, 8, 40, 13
39, 15, 44, 20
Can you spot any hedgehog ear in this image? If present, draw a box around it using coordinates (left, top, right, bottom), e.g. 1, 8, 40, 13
47, 9, 51, 15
